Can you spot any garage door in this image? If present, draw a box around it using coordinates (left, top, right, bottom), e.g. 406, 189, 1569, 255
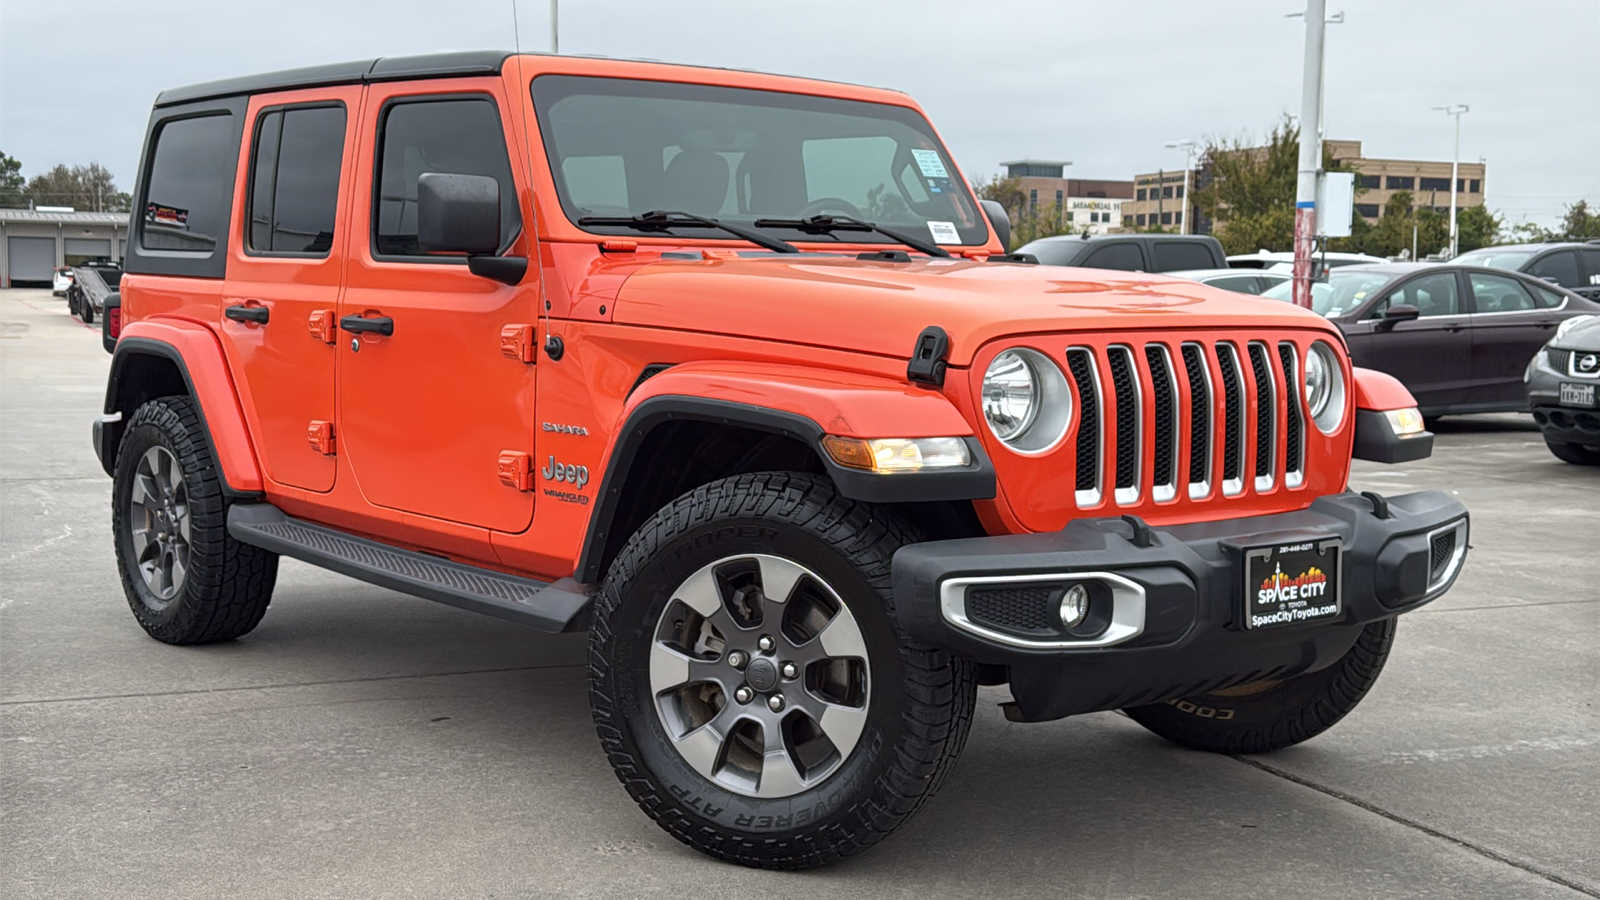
7, 237, 56, 284
64, 238, 112, 266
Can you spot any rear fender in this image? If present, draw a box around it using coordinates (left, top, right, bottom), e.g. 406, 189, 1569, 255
100, 320, 263, 494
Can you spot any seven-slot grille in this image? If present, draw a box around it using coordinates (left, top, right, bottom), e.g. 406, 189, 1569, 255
1064, 340, 1313, 508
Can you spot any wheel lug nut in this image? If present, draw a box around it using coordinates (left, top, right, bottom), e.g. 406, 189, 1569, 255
727, 650, 747, 669
781, 662, 798, 680
734, 686, 754, 704
767, 694, 785, 712
757, 635, 775, 652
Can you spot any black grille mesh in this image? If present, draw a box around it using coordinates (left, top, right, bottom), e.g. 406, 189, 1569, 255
967, 586, 1056, 632
1146, 346, 1177, 489
1109, 348, 1138, 490
1547, 347, 1572, 373
1278, 343, 1304, 477
1248, 344, 1274, 479
1067, 350, 1099, 492
1182, 344, 1210, 487
1217, 346, 1244, 481
1429, 530, 1457, 582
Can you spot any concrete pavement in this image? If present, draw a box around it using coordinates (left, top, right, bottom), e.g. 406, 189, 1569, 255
2, 287, 1595, 899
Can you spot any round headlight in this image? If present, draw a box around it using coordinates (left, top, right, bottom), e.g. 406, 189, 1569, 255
981, 348, 1072, 453
1304, 341, 1347, 434
982, 350, 1039, 441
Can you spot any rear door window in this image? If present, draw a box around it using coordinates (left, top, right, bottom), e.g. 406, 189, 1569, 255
247, 105, 347, 255
1467, 271, 1538, 313
140, 113, 236, 254
1528, 251, 1581, 288
1151, 241, 1215, 271
373, 97, 520, 258
1080, 242, 1144, 271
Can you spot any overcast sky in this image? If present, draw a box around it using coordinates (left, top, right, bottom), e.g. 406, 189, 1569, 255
2, 0, 1596, 228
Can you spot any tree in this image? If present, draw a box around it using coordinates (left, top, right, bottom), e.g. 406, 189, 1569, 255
0, 151, 25, 208
1188, 115, 1351, 256
1454, 205, 1501, 253
23, 162, 131, 212
1554, 200, 1600, 240
973, 174, 1079, 249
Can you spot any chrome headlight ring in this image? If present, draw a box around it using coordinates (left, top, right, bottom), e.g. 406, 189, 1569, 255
1304, 341, 1347, 434
982, 348, 1072, 453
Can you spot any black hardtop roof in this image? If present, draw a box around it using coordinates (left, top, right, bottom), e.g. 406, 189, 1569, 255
1460, 241, 1600, 253
155, 50, 515, 107
1027, 233, 1220, 244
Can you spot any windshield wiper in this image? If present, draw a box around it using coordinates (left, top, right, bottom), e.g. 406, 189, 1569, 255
751, 214, 951, 259
577, 210, 798, 254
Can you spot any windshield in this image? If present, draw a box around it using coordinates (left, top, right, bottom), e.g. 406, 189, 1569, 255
1261, 270, 1394, 317
531, 75, 986, 247
1453, 249, 1535, 269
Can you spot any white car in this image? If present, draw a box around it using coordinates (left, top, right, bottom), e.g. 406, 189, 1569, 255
51, 267, 75, 297
1227, 250, 1388, 273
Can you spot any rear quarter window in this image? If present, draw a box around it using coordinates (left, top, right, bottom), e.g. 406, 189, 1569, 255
139, 113, 236, 255
1079, 242, 1144, 271
1529, 251, 1581, 288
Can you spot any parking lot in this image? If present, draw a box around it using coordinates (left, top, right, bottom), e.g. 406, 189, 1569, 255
1, 286, 1595, 899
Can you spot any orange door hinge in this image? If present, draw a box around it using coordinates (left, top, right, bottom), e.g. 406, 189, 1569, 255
497, 450, 534, 491
500, 324, 537, 363
308, 309, 337, 344
307, 420, 336, 455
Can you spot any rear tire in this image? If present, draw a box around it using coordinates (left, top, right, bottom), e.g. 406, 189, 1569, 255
1545, 438, 1600, 466
588, 472, 976, 869
112, 396, 278, 644
81, 303, 94, 325
1124, 618, 1397, 754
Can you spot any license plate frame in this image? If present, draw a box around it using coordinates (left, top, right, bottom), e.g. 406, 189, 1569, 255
1242, 537, 1343, 630
1558, 381, 1597, 409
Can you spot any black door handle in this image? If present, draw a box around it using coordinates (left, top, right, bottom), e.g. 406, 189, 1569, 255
340, 315, 394, 337
225, 304, 270, 324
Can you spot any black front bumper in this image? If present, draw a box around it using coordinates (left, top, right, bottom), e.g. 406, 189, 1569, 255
891, 491, 1468, 722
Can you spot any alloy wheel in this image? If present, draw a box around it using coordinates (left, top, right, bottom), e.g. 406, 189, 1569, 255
128, 446, 192, 604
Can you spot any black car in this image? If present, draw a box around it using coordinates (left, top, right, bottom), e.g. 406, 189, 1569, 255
1452, 242, 1600, 302
1261, 263, 1600, 417
1015, 233, 1227, 273
1526, 315, 1600, 465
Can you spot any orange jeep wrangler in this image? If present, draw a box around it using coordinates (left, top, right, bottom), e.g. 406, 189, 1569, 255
95, 52, 1469, 868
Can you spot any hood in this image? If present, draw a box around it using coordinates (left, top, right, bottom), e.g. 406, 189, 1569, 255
1555, 314, 1600, 350
610, 255, 1340, 366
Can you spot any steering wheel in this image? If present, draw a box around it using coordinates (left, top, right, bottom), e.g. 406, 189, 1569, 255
797, 197, 865, 219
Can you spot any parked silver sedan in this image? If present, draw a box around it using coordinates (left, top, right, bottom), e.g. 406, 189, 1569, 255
1526, 314, 1600, 465
1166, 268, 1290, 295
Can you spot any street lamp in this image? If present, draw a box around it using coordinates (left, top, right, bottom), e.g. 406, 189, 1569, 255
1433, 104, 1469, 258
1165, 139, 1197, 235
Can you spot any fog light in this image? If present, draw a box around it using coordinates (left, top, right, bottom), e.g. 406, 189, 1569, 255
1059, 583, 1090, 628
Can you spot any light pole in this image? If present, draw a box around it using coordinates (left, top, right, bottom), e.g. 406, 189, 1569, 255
550, 0, 560, 53
1165, 139, 1197, 235
1289, 0, 1327, 310
1433, 104, 1468, 258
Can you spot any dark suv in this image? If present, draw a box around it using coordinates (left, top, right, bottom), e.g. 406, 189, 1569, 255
1015, 233, 1226, 273
1453, 242, 1600, 302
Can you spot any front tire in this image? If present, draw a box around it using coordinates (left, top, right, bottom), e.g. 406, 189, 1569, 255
1124, 618, 1397, 754
1545, 438, 1600, 466
588, 472, 976, 869
112, 396, 278, 644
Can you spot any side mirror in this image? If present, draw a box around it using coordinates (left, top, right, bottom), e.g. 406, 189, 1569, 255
417, 172, 501, 254
1377, 303, 1420, 331
979, 199, 1012, 251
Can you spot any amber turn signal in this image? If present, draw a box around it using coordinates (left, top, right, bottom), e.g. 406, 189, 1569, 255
822, 436, 970, 472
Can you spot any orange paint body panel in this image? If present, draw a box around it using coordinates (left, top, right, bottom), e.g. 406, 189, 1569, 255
1352, 367, 1421, 411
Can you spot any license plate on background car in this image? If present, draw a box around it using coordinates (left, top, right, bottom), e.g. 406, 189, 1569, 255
1242, 539, 1342, 629
1559, 382, 1597, 408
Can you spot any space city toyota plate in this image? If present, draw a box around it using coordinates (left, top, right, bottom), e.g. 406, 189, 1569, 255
1243, 538, 1342, 629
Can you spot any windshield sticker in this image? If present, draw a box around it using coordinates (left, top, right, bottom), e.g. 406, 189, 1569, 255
912, 149, 949, 179
1327, 307, 1343, 316
927, 220, 961, 244
1354, 291, 1367, 299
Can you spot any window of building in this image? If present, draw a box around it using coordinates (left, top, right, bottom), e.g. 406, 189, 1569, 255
1175, 185, 1184, 198
374, 97, 520, 258
247, 105, 346, 255
1386, 175, 1415, 190
1469, 179, 1480, 193
1354, 203, 1380, 219
1123, 215, 1134, 226
1028, 188, 1037, 212
1160, 211, 1172, 225
1137, 188, 1147, 201
1136, 214, 1147, 226
1162, 186, 1173, 199
1355, 174, 1380, 190
139, 113, 236, 254
1419, 177, 1451, 192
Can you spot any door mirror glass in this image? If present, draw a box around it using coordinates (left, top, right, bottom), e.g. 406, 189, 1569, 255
416, 172, 501, 255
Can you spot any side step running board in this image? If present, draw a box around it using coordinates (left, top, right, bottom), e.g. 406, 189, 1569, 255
227, 504, 591, 632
